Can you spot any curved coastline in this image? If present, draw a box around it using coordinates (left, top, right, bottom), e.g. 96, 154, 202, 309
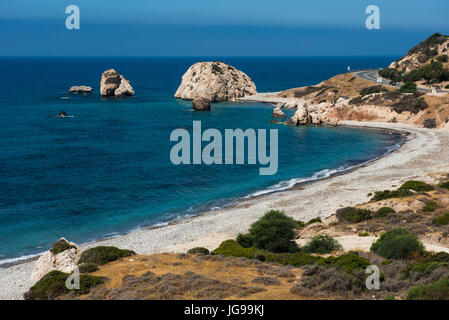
0, 124, 404, 268
1, 121, 448, 299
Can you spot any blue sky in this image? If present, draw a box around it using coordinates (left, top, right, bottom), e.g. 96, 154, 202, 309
0, 0, 448, 56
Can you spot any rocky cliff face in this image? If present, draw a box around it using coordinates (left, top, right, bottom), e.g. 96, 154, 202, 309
174, 62, 257, 102
100, 69, 134, 97
389, 33, 449, 73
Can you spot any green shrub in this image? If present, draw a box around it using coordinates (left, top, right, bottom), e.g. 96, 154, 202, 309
437, 55, 448, 63
23, 270, 104, 300
78, 263, 99, 273
236, 210, 299, 253
360, 85, 389, 96
371, 189, 414, 201
378, 68, 403, 82
406, 278, 449, 300
401, 261, 446, 279
423, 118, 437, 129
336, 207, 371, 223
348, 76, 356, 82
303, 236, 342, 254
370, 228, 424, 259
399, 180, 434, 192
295, 220, 306, 228
187, 247, 210, 255
358, 232, 369, 237
433, 213, 449, 226
212, 240, 317, 267
78, 246, 136, 266
376, 207, 396, 218
213, 240, 260, 259
349, 96, 363, 105
399, 81, 417, 93
50, 239, 76, 255
318, 252, 370, 275
438, 181, 449, 190
422, 200, 438, 212
425, 251, 449, 263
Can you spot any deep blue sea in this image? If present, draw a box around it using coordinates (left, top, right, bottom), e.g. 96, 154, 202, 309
0, 57, 401, 262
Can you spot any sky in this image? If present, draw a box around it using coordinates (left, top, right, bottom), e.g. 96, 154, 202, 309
0, 0, 448, 56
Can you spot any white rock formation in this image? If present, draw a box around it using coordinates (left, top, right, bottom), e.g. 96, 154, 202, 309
100, 69, 134, 97
30, 238, 82, 284
68, 86, 93, 94
272, 106, 285, 118
290, 104, 310, 125
174, 61, 257, 102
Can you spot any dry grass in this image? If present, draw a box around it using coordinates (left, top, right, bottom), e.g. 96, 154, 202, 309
74, 253, 306, 300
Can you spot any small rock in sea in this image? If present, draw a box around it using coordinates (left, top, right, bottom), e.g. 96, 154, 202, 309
100, 69, 134, 97
192, 98, 211, 111
68, 85, 93, 94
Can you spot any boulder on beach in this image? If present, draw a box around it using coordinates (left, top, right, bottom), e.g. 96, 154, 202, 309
192, 98, 211, 111
174, 61, 257, 102
68, 86, 93, 94
100, 69, 134, 97
30, 238, 82, 284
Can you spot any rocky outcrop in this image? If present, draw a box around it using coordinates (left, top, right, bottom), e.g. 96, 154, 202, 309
272, 106, 285, 118
174, 61, 257, 102
192, 98, 211, 111
100, 69, 134, 97
289, 104, 310, 125
388, 33, 449, 73
30, 238, 82, 284
68, 86, 93, 94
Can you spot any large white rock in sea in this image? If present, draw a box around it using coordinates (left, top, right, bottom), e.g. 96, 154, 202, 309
174, 61, 257, 102
100, 69, 134, 97
30, 238, 82, 284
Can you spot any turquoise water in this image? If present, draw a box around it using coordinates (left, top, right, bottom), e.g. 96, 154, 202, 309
0, 57, 401, 262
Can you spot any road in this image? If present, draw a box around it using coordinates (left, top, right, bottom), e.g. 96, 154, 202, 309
353, 70, 448, 93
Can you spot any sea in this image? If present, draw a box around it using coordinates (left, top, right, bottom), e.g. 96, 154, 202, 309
0, 56, 402, 263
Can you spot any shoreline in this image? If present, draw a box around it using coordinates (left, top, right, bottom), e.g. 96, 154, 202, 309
0, 123, 405, 268
1, 121, 449, 299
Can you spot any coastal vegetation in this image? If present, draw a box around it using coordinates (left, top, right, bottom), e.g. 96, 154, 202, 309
79, 246, 136, 266
370, 228, 424, 259
24, 270, 104, 300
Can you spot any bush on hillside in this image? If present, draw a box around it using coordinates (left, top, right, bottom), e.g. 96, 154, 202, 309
433, 213, 449, 226
371, 189, 414, 201
336, 207, 371, 223
78, 246, 136, 266
318, 252, 371, 275
23, 270, 104, 300
406, 278, 449, 300
212, 239, 317, 267
360, 85, 389, 96
399, 81, 417, 93
399, 180, 434, 192
187, 247, 210, 255
376, 207, 396, 218
423, 118, 437, 129
370, 228, 424, 259
236, 210, 299, 253
438, 181, 449, 190
303, 236, 342, 254
78, 263, 99, 273
50, 239, 76, 255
